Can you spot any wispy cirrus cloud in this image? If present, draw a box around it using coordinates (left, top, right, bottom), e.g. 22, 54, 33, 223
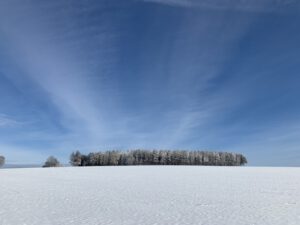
0, 114, 20, 127
0, 0, 270, 155
0, 1, 121, 144
0, 0, 299, 166
143, 0, 300, 12
1, 0, 242, 151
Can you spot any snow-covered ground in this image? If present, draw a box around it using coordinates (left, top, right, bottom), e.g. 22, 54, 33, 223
0, 166, 299, 225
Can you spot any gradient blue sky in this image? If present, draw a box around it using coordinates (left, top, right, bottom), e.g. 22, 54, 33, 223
0, 0, 300, 166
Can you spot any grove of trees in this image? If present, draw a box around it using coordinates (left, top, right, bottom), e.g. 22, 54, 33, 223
0, 155, 5, 167
70, 150, 247, 167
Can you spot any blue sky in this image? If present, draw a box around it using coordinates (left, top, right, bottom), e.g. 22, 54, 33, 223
0, 0, 300, 166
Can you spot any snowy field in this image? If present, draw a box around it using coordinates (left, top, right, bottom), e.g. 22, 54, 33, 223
0, 166, 299, 225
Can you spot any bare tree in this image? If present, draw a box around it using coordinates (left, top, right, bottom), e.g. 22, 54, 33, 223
43, 156, 60, 167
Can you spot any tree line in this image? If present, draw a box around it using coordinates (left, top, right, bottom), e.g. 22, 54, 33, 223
0, 150, 248, 168
70, 150, 247, 167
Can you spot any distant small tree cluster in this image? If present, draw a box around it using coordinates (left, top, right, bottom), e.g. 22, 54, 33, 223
43, 156, 60, 167
70, 150, 247, 167
0, 155, 5, 167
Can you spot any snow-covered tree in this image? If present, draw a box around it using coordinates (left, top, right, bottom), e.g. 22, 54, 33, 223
0, 156, 5, 167
43, 156, 60, 167
70, 151, 82, 166
70, 150, 247, 166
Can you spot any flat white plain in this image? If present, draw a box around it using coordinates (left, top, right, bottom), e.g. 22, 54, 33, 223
0, 166, 299, 225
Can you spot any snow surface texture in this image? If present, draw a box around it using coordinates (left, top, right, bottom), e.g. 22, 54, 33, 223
1, 166, 299, 225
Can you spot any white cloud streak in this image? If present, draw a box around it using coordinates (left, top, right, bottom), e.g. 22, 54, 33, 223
1, 0, 299, 166
143, 0, 299, 12
0, 0, 262, 154
0, 114, 20, 127
0, 2, 120, 147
